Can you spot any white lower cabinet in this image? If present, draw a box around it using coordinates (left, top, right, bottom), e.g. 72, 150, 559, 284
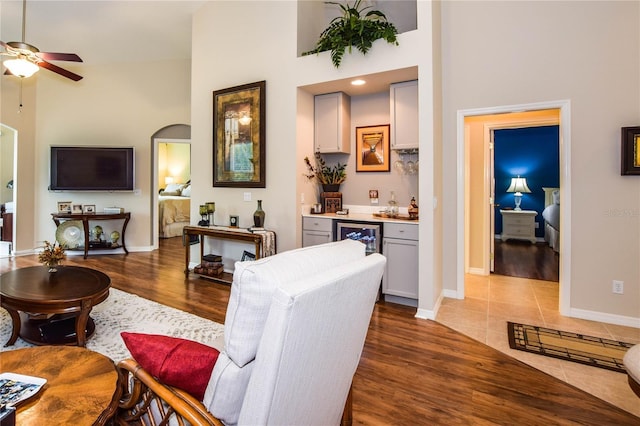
382, 223, 418, 306
302, 217, 333, 247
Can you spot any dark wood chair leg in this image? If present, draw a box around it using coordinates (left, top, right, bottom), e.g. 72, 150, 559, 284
341, 384, 353, 426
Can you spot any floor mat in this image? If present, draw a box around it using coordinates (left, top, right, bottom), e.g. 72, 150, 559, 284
507, 322, 634, 373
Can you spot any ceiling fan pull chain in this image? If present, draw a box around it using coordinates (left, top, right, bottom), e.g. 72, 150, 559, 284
18, 79, 23, 113
21, 0, 27, 43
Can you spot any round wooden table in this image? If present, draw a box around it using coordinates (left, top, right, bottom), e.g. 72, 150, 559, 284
0, 266, 110, 347
0, 346, 121, 425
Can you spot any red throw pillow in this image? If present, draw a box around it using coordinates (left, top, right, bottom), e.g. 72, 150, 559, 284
121, 332, 219, 400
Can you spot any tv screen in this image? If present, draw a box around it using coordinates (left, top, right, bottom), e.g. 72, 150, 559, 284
50, 146, 135, 191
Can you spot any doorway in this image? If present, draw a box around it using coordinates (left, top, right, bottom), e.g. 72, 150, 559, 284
491, 124, 560, 281
457, 100, 571, 315
150, 124, 191, 250
0, 124, 17, 257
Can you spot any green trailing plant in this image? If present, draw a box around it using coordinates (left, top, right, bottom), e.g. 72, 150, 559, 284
304, 152, 347, 185
302, 0, 399, 68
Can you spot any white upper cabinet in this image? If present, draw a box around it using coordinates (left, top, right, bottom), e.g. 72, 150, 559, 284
389, 80, 418, 150
314, 92, 351, 154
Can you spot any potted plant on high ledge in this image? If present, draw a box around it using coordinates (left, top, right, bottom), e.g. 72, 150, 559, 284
304, 151, 347, 193
302, 0, 399, 68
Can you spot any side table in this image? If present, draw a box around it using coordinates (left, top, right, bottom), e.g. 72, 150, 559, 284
1, 346, 121, 425
500, 209, 537, 243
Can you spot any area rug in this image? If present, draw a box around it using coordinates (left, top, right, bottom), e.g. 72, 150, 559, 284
507, 322, 634, 373
0, 288, 225, 362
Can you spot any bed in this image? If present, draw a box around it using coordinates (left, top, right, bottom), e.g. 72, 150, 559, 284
159, 183, 191, 238
541, 187, 560, 252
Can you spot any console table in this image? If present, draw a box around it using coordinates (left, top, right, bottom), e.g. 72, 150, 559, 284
51, 212, 130, 259
183, 225, 276, 284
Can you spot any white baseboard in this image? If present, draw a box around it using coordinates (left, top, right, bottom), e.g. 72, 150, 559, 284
415, 291, 444, 320
569, 307, 640, 329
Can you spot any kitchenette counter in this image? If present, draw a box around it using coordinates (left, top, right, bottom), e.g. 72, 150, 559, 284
301, 205, 419, 224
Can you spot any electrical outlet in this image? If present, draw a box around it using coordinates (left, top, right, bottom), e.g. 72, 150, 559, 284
243, 192, 252, 202
612, 280, 624, 294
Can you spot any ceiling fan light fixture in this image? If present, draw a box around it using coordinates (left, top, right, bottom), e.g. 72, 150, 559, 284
4, 57, 39, 78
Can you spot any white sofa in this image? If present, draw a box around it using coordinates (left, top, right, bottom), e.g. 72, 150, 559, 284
118, 239, 386, 426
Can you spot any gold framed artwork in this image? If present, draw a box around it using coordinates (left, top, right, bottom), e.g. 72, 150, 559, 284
213, 80, 266, 187
621, 126, 640, 175
355, 124, 390, 172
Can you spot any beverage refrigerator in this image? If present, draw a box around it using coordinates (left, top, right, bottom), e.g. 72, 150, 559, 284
335, 222, 381, 255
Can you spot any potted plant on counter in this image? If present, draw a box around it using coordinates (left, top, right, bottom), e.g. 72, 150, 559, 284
304, 151, 347, 192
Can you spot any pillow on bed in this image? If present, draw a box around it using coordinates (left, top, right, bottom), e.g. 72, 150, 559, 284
181, 185, 191, 197
162, 183, 185, 196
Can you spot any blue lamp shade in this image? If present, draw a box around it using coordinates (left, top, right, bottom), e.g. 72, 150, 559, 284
506, 176, 531, 211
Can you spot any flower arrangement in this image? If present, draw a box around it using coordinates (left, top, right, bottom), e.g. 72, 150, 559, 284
38, 240, 66, 270
303, 151, 347, 186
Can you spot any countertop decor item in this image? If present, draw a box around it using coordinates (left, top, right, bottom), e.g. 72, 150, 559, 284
302, 0, 399, 68
253, 200, 265, 228
303, 151, 346, 192
38, 240, 66, 272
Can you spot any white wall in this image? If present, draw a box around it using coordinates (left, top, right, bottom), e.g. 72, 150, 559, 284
441, 1, 640, 321
192, 0, 441, 317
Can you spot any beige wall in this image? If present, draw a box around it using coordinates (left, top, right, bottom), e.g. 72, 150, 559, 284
0, 59, 191, 252
0, 77, 37, 253
441, 1, 640, 322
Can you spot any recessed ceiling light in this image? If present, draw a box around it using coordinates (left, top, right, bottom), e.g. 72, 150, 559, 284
351, 79, 366, 86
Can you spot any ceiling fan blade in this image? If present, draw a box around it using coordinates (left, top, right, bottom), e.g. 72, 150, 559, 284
37, 52, 82, 62
38, 60, 83, 81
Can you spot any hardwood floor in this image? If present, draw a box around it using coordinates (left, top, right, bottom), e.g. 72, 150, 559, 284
1, 239, 638, 425
494, 239, 559, 281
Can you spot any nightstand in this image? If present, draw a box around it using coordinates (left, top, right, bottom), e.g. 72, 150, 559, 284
500, 210, 537, 243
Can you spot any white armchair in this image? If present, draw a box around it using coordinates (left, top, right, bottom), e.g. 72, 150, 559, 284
117, 239, 386, 425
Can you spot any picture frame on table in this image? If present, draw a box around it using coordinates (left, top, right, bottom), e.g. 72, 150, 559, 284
213, 80, 266, 188
71, 204, 83, 214
57, 201, 72, 213
356, 124, 390, 172
621, 126, 640, 175
82, 204, 96, 214
241, 250, 256, 261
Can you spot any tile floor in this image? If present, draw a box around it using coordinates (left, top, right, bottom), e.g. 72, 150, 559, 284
435, 273, 640, 418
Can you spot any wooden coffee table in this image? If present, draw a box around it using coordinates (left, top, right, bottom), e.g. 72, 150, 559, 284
1, 346, 121, 425
0, 266, 110, 347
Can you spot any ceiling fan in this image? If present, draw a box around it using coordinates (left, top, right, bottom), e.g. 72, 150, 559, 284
0, 0, 83, 81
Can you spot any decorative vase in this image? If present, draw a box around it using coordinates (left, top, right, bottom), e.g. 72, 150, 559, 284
322, 184, 340, 193
46, 263, 59, 273
253, 200, 265, 228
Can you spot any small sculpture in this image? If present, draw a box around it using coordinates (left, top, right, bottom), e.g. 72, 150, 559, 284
408, 196, 419, 220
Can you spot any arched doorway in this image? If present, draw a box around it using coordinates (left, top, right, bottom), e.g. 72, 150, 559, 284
150, 124, 191, 249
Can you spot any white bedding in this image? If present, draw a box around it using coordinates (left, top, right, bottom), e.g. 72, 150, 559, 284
542, 188, 559, 252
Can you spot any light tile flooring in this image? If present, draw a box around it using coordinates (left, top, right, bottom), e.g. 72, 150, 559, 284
435, 273, 640, 418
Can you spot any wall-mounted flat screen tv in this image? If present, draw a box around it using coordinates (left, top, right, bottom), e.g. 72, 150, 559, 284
49, 146, 135, 191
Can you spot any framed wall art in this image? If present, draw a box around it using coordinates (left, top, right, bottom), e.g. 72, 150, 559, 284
621, 126, 640, 175
213, 80, 266, 187
356, 124, 390, 172
72, 204, 83, 214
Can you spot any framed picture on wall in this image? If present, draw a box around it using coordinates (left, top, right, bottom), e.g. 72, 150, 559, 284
212, 81, 266, 187
356, 124, 390, 172
621, 126, 640, 175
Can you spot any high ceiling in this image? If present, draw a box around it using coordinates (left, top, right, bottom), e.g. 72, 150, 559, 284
0, 1, 204, 66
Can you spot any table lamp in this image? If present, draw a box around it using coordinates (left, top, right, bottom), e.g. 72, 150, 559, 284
506, 176, 531, 211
